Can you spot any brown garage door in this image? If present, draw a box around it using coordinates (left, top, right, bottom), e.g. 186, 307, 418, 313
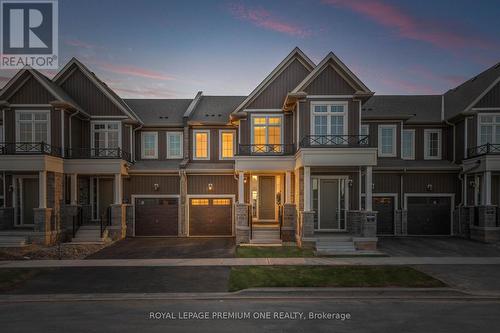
407, 196, 451, 235
134, 197, 178, 236
189, 197, 233, 236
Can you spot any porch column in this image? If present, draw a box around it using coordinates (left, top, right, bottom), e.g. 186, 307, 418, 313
304, 166, 311, 211
114, 173, 122, 205
39, 171, 47, 208
285, 171, 292, 204
238, 172, 245, 204
70, 173, 78, 205
483, 171, 492, 205
474, 174, 480, 206
365, 166, 373, 211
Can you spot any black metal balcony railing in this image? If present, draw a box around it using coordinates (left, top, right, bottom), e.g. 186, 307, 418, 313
300, 135, 370, 148
467, 143, 500, 158
237, 144, 295, 156
65, 148, 133, 163
0, 142, 62, 157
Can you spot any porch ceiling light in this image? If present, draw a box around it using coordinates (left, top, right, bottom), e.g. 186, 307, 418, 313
153, 183, 160, 191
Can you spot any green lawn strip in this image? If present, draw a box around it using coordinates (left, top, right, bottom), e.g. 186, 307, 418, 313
228, 266, 445, 291
236, 246, 315, 258
0, 268, 47, 292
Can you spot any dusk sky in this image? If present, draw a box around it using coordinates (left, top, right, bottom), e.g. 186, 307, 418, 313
1, 0, 499, 98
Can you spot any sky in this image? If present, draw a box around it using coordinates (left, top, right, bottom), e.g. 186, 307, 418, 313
1, 0, 499, 98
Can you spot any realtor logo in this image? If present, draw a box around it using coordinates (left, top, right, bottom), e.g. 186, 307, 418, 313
1, 0, 58, 69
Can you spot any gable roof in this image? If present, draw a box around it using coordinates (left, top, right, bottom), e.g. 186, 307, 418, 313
444, 62, 500, 119
190, 95, 246, 124
232, 47, 315, 115
124, 99, 192, 126
54, 58, 143, 123
291, 52, 372, 94
362, 95, 442, 123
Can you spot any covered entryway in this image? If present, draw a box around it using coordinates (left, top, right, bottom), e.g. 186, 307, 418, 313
258, 176, 276, 220
134, 197, 179, 236
13, 176, 39, 226
406, 195, 453, 235
374, 196, 395, 235
189, 197, 233, 236
312, 177, 348, 231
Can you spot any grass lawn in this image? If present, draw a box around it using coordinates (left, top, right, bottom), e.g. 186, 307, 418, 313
236, 246, 315, 258
0, 268, 46, 292
228, 266, 445, 291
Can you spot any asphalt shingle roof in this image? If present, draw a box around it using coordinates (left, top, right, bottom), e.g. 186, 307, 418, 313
124, 99, 192, 126
362, 95, 442, 123
190, 96, 246, 124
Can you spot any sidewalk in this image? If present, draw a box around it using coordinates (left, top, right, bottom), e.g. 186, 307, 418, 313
2, 256, 500, 268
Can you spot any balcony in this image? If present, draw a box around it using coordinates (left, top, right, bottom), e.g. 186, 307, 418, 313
65, 148, 132, 163
467, 143, 500, 158
300, 135, 370, 148
0, 142, 62, 157
237, 144, 295, 156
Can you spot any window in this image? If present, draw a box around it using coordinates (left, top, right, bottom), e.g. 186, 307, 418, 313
213, 198, 231, 205
91, 122, 120, 157
424, 129, 441, 159
191, 199, 209, 206
361, 124, 369, 136
193, 130, 210, 160
479, 115, 500, 145
16, 111, 50, 144
402, 129, 415, 160
311, 102, 348, 144
378, 124, 397, 157
251, 115, 282, 152
141, 132, 158, 159
219, 130, 235, 159
166, 132, 183, 159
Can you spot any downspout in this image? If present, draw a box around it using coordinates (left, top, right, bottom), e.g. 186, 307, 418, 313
68, 109, 80, 152
132, 124, 143, 163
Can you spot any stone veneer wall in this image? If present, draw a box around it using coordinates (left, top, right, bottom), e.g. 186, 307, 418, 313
47, 172, 64, 234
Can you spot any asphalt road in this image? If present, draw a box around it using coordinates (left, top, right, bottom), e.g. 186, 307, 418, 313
1, 298, 499, 332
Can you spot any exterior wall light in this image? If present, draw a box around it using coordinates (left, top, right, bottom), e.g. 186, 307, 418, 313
469, 180, 476, 188
426, 184, 433, 192
347, 179, 353, 187
153, 183, 160, 191
208, 183, 213, 191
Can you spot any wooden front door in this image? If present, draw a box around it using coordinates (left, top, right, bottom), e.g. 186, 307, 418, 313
258, 176, 276, 220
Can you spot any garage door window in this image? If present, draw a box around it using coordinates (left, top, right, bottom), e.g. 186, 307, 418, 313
213, 198, 231, 205
191, 199, 209, 205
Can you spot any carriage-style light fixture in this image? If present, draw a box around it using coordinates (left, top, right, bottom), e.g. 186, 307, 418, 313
469, 180, 476, 188
153, 183, 160, 191
208, 183, 213, 191
347, 179, 353, 187
426, 184, 433, 192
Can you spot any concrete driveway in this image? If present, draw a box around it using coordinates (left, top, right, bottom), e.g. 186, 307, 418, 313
379, 237, 500, 257
87, 237, 236, 259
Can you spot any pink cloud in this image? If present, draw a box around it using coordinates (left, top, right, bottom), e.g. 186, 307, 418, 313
228, 3, 311, 37
407, 65, 467, 86
64, 38, 104, 50
111, 85, 177, 98
379, 75, 439, 94
323, 0, 497, 50
93, 61, 176, 81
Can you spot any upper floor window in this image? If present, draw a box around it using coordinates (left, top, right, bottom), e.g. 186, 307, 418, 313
141, 131, 158, 159
378, 124, 396, 157
311, 102, 348, 142
361, 124, 369, 136
16, 111, 50, 144
251, 115, 282, 152
166, 132, 183, 159
479, 115, 500, 145
92, 122, 120, 153
402, 129, 415, 160
193, 129, 210, 160
219, 130, 235, 159
424, 129, 441, 160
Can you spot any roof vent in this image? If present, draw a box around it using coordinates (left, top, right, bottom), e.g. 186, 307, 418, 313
205, 114, 209, 117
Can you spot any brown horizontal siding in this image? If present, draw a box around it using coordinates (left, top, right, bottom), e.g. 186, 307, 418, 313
123, 176, 180, 202
304, 65, 356, 95
476, 82, 500, 108
187, 175, 237, 196
247, 58, 310, 109
8, 75, 54, 104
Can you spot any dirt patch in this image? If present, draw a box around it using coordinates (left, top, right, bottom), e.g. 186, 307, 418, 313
0, 243, 108, 260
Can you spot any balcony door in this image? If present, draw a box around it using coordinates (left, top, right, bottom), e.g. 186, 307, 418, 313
91, 122, 121, 157
13, 176, 39, 226
251, 115, 282, 153
310, 102, 348, 145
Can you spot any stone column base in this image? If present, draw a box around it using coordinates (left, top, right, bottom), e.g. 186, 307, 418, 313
296, 211, 315, 248
282, 203, 296, 243
125, 205, 134, 237
0, 207, 14, 230
109, 204, 126, 240
235, 203, 250, 244
470, 226, 500, 243
353, 237, 378, 251
61, 205, 80, 241
33, 208, 60, 245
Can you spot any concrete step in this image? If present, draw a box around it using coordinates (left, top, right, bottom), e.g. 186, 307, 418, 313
250, 238, 283, 245
0, 236, 27, 247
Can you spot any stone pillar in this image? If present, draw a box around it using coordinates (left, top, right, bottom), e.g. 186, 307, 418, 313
0, 207, 14, 230
285, 171, 292, 204
365, 166, 373, 211
483, 171, 492, 205
238, 172, 245, 204
107, 204, 126, 240
281, 203, 296, 242
39, 171, 47, 208
296, 211, 315, 248
401, 209, 408, 235
179, 171, 188, 236
125, 204, 134, 237
61, 204, 80, 239
70, 173, 78, 205
33, 208, 54, 245
114, 174, 122, 205
235, 203, 250, 244
303, 167, 311, 211
470, 205, 500, 243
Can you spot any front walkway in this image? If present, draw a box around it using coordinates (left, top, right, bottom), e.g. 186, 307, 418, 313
2, 256, 500, 268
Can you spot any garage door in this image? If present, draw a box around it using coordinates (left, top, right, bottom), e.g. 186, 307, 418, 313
134, 197, 178, 236
189, 197, 233, 236
407, 196, 451, 235
374, 197, 395, 235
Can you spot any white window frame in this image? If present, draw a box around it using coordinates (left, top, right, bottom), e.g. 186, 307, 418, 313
310, 101, 349, 137
90, 121, 122, 150
424, 129, 442, 160
166, 132, 183, 159
141, 131, 158, 159
361, 124, 369, 136
477, 113, 500, 145
15, 110, 51, 144
219, 129, 236, 160
402, 129, 415, 160
250, 114, 284, 146
378, 124, 397, 157
193, 129, 210, 160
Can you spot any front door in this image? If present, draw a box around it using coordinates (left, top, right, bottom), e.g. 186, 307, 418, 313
14, 177, 39, 226
314, 178, 347, 230
98, 179, 114, 222
373, 196, 395, 235
258, 176, 276, 220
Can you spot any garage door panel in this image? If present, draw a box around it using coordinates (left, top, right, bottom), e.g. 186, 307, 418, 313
407, 196, 451, 235
135, 198, 178, 236
189, 198, 232, 236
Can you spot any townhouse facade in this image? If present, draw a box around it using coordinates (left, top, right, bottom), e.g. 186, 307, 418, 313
0, 48, 499, 249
